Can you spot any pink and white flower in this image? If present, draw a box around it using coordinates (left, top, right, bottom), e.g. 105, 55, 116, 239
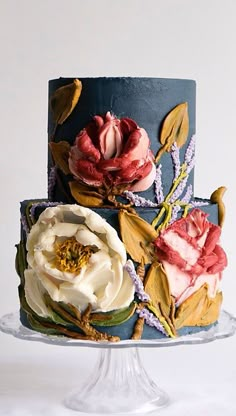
68, 112, 156, 192
153, 209, 227, 305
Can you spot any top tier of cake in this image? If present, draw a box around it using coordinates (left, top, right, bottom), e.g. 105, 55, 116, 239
48, 77, 196, 204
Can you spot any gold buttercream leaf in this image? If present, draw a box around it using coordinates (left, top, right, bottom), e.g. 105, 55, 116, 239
199, 292, 223, 326
210, 186, 227, 228
144, 262, 172, 318
175, 284, 223, 329
160, 102, 189, 150
50, 79, 82, 125
155, 102, 189, 163
118, 210, 157, 264
49, 141, 70, 174
69, 181, 104, 207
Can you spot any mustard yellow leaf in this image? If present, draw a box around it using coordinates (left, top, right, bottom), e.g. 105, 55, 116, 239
197, 292, 223, 326
160, 102, 189, 150
69, 181, 104, 207
175, 284, 222, 329
50, 79, 82, 125
210, 186, 227, 228
144, 262, 172, 317
49, 141, 70, 175
118, 210, 157, 264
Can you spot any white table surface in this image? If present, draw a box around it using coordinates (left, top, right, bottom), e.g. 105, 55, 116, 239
1, 321, 236, 416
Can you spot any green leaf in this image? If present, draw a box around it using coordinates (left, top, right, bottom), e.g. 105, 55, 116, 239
27, 314, 62, 336
90, 302, 136, 327
15, 242, 27, 284
18, 284, 35, 315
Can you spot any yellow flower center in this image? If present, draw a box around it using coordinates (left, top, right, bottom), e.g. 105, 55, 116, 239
54, 237, 94, 273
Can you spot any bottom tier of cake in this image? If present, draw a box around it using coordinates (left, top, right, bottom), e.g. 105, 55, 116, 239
16, 199, 226, 342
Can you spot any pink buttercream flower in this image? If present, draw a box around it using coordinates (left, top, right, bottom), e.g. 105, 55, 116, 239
68, 112, 156, 192
153, 209, 227, 305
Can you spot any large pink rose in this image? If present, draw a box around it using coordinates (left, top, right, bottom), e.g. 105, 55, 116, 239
153, 209, 227, 305
68, 112, 156, 192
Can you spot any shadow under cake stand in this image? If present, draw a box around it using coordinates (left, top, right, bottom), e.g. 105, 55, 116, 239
0, 310, 236, 415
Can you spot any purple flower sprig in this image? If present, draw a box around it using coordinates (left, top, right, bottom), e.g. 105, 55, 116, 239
154, 165, 164, 204
123, 191, 158, 208
185, 134, 196, 165
190, 199, 209, 207
170, 143, 181, 180
169, 136, 196, 204
136, 307, 167, 336
124, 260, 150, 302
21, 215, 30, 235
181, 184, 193, 204
48, 166, 57, 200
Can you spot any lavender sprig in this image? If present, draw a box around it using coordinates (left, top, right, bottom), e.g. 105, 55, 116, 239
123, 191, 158, 208
136, 307, 167, 336
171, 142, 181, 180
154, 165, 164, 204
185, 135, 196, 164
124, 260, 150, 302
48, 166, 57, 200
169, 136, 196, 203
21, 215, 30, 235
181, 184, 193, 204
169, 176, 188, 203
186, 155, 195, 174
190, 199, 209, 207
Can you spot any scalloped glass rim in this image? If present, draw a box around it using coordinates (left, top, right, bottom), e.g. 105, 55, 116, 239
0, 310, 235, 349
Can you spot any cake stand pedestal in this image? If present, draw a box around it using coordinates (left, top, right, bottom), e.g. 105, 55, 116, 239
0, 310, 236, 415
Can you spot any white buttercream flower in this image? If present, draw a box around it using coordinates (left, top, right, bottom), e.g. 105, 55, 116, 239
24, 204, 135, 318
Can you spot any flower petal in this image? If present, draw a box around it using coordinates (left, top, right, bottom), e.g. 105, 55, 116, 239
24, 269, 51, 317
128, 161, 156, 192
99, 120, 123, 159
122, 128, 150, 160
74, 159, 104, 186
24, 204, 135, 315
75, 129, 100, 162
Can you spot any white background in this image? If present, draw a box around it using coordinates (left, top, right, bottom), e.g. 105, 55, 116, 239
0, 0, 236, 415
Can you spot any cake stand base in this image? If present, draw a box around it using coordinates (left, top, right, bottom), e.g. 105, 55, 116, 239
64, 347, 169, 414
1, 310, 236, 414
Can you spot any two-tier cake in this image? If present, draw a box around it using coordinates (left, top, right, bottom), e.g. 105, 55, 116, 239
16, 77, 227, 342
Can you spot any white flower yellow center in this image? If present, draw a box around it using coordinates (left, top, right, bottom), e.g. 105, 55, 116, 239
54, 236, 95, 273
24, 204, 135, 316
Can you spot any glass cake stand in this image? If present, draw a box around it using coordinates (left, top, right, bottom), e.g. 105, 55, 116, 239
0, 310, 236, 415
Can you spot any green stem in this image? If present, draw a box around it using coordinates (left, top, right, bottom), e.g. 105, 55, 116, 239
152, 163, 188, 231
165, 163, 187, 203
151, 205, 166, 228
